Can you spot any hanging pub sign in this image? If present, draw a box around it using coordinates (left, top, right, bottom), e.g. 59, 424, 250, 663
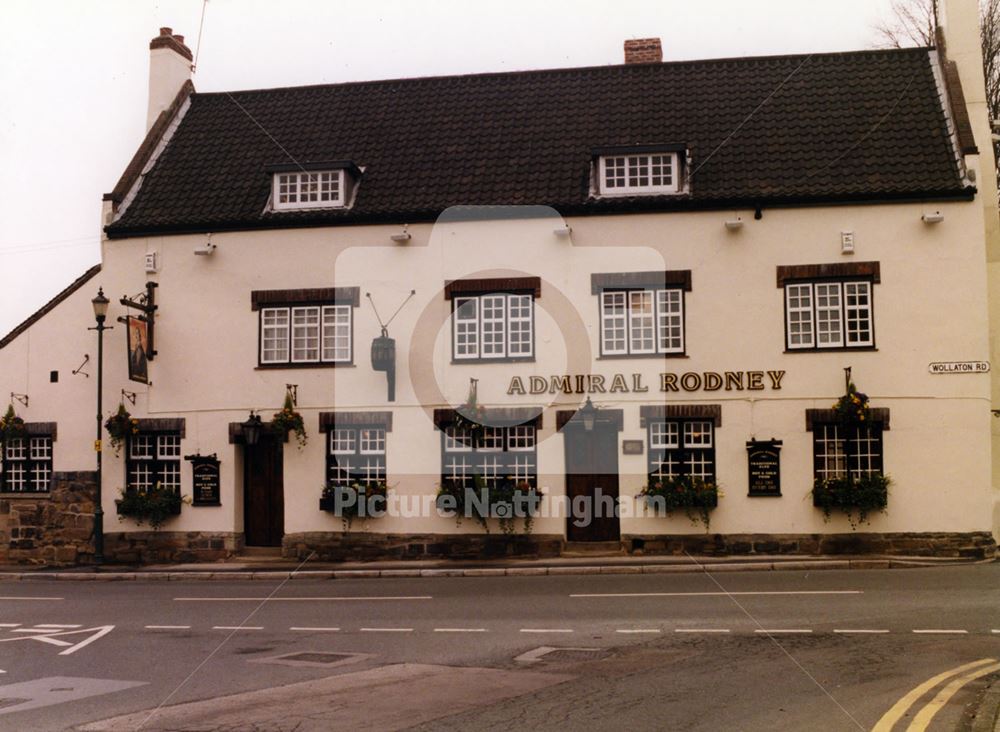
184, 453, 221, 506
126, 316, 150, 385
746, 439, 782, 497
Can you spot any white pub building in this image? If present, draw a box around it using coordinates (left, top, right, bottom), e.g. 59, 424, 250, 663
0, 0, 998, 564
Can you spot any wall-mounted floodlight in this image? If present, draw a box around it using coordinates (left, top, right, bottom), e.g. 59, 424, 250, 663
921, 212, 944, 224
724, 218, 743, 231
553, 225, 572, 238
390, 224, 411, 243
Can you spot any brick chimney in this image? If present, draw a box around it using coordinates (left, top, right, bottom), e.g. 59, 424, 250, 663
624, 38, 663, 64
146, 27, 193, 132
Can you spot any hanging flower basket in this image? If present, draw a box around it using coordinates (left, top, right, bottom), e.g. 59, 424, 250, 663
104, 402, 139, 457
0, 405, 26, 442
115, 483, 187, 529
832, 382, 870, 427
454, 379, 487, 439
271, 393, 307, 448
638, 476, 719, 531
812, 474, 889, 529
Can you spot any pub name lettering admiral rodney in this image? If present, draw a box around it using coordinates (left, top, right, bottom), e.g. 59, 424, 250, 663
507, 370, 786, 395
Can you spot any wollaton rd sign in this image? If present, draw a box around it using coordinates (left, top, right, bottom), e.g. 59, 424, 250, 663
928, 361, 991, 374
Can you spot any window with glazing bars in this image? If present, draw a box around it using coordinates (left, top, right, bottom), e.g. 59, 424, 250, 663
127, 433, 181, 492
327, 427, 387, 487
785, 280, 873, 350
441, 425, 537, 488
813, 424, 883, 480
599, 154, 679, 194
601, 288, 683, 356
646, 420, 715, 482
260, 305, 352, 365
453, 294, 534, 361
0, 436, 53, 493
273, 171, 344, 210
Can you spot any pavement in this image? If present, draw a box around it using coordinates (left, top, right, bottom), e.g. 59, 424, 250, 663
0, 551, 989, 581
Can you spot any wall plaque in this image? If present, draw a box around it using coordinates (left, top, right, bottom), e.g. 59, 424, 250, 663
622, 439, 644, 455
185, 453, 221, 506
746, 440, 782, 497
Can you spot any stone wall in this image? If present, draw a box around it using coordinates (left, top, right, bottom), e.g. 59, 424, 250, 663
624, 532, 998, 559
0, 471, 96, 566
103, 531, 242, 564
283, 532, 564, 562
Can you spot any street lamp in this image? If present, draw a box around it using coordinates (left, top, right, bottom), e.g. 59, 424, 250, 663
90, 288, 111, 565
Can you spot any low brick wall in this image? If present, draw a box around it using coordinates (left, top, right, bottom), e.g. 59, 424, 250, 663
624, 532, 998, 559
0, 471, 97, 566
283, 532, 564, 562
104, 531, 243, 564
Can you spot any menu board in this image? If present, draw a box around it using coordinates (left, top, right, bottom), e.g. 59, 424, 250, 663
185, 454, 221, 506
746, 440, 782, 496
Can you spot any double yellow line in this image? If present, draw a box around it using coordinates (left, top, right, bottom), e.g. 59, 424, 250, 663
872, 657, 1000, 731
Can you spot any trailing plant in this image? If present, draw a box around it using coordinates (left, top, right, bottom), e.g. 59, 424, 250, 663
115, 483, 187, 530
436, 475, 543, 535
0, 404, 26, 442
104, 402, 139, 457
832, 382, 870, 427
320, 481, 389, 531
638, 475, 719, 531
271, 393, 307, 448
453, 378, 487, 439
812, 473, 890, 529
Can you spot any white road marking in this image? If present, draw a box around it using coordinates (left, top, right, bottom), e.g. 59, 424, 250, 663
0, 623, 21, 627
755, 629, 813, 634
360, 627, 413, 632
212, 626, 263, 631
58, 626, 115, 656
0, 669, 5, 674
145, 625, 191, 630
433, 628, 487, 633
913, 629, 968, 634
675, 628, 731, 633
992, 629, 1000, 634
176, 596, 432, 602
616, 629, 661, 634
571, 591, 861, 598
0, 597, 63, 601
290, 627, 340, 632
11, 628, 62, 634
833, 629, 890, 634
36, 624, 81, 629
520, 629, 574, 633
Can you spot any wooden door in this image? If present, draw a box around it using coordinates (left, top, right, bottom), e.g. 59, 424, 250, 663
243, 434, 284, 547
564, 425, 620, 542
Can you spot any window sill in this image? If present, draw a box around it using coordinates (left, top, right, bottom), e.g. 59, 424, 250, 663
0, 492, 51, 499
748, 492, 782, 498
451, 357, 536, 365
256, 362, 356, 370
597, 353, 688, 360
783, 346, 878, 354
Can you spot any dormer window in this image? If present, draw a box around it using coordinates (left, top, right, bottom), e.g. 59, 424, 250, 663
267, 161, 360, 211
593, 145, 686, 197
274, 171, 344, 210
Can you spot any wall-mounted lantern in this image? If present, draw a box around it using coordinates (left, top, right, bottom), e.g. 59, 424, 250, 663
242, 412, 263, 447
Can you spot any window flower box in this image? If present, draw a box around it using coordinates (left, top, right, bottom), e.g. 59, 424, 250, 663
115, 484, 185, 530
638, 476, 719, 531
812, 474, 889, 528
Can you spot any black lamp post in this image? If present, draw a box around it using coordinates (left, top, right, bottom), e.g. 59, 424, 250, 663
242, 412, 263, 447
90, 288, 110, 565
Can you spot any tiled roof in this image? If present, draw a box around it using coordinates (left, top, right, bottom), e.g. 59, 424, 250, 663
106, 47, 969, 238
0, 264, 102, 350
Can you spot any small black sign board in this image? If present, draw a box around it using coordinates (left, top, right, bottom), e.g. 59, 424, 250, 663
746, 439, 782, 497
184, 453, 221, 506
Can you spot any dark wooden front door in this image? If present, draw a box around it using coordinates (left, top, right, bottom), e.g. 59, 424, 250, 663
564, 424, 620, 542
243, 435, 284, 547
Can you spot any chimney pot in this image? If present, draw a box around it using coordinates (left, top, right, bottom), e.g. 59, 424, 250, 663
174, 34, 184, 43
624, 37, 663, 64
160, 27, 172, 36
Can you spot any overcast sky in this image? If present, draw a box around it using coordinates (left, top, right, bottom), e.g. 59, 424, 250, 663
0, 0, 901, 337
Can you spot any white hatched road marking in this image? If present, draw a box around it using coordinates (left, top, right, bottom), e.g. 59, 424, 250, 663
212, 626, 263, 631
0, 597, 63, 601
0, 623, 21, 628
360, 627, 413, 632
290, 627, 340, 632
145, 625, 191, 630
834, 629, 890, 634
755, 629, 813, 634
176, 596, 432, 602
913, 629, 968, 635
434, 628, 487, 633
36, 624, 81, 629
571, 591, 862, 598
